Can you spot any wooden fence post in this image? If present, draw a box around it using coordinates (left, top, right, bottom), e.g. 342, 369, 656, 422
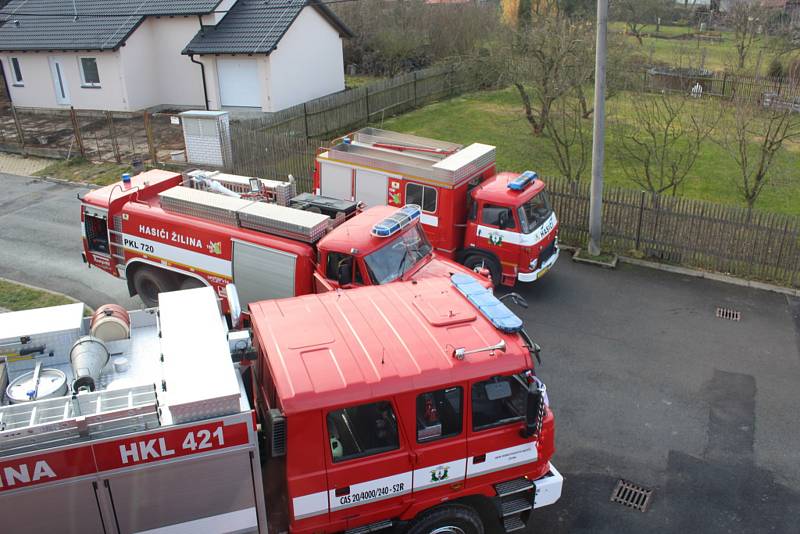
106, 111, 121, 164
143, 111, 157, 164
11, 105, 25, 148
413, 71, 418, 108
303, 102, 309, 140
365, 86, 370, 123
69, 107, 86, 158
721, 72, 727, 98
635, 190, 646, 251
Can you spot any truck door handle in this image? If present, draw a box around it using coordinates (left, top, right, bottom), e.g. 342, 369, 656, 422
335, 486, 350, 497
473, 454, 486, 464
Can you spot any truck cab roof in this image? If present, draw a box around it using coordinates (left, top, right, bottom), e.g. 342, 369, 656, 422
472, 171, 546, 206
249, 277, 530, 415
317, 205, 414, 255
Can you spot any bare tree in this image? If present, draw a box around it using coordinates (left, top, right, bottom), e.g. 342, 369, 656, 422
716, 100, 800, 209
611, 0, 672, 45
614, 93, 720, 195
545, 93, 591, 181
501, 16, 594, 135
725, 0, 764, 70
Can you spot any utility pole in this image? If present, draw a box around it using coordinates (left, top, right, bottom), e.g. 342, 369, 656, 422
588, 0, 608, 256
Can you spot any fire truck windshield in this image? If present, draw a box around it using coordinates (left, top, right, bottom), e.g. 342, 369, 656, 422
518, 191, 553, 234
364, 225, 432, 284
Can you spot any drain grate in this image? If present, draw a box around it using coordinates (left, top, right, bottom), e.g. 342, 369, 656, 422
716, 307, 741, 321
610, 479, 653, 512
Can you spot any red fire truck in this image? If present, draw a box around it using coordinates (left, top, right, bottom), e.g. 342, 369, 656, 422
0, 278, 562, 534
80, 169, 485, 309
314, 128, 560, 286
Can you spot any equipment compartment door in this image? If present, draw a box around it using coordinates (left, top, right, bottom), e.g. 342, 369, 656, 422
233, 240, 297, 310
320, 162, 353, 200
102, 451, 259, 534
0, 480, 108, 533
354, 169, 388, 208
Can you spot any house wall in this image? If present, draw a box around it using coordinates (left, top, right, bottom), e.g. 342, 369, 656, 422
121, 16, 206, 110
266, 6, 345, 112
0, 51, 127, 110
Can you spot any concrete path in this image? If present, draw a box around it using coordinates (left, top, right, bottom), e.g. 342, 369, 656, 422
0, 152, 52, 176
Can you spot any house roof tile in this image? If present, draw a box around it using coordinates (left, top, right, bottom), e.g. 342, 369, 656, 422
182, 0, 352, 56
0, 0, 221, 51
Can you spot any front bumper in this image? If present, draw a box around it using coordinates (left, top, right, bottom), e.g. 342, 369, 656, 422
533, 462, 563, 509
517, 246, 560, 283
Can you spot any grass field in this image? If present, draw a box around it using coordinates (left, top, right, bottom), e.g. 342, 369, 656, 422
380, 86, 800, 216
610, 22, 800, 75
0, 279, 80, 312
34, 157, 185, 186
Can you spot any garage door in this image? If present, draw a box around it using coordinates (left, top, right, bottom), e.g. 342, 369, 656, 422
217, 58, 261, 108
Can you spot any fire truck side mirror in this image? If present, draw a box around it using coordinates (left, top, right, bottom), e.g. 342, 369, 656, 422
226, 284, 242, 329
522, 387, 544, 439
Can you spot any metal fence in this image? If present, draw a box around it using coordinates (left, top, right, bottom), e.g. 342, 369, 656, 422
547, 176, 800, 288
0, 106, 186, 165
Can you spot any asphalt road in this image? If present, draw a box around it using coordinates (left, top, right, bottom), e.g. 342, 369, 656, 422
0, 173, 137, 309
1, 173, 798, 533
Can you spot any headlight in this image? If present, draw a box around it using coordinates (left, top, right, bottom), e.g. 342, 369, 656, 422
529, 258, 538, 270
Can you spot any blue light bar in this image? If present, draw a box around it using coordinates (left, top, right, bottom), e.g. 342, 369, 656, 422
507, 170, 538, 191
371, 204, 421, 238
450, 273, 523, 333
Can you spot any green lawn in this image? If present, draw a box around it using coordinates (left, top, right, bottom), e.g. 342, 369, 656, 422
610, 22, 799, 75
0, 279, 81, 312
380, 87, 800, 216
34, 157, 184, 186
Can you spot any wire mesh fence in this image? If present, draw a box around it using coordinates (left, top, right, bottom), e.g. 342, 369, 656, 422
0, 106, 187, 165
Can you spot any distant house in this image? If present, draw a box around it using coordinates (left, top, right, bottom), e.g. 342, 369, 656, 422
0, 0, 352, 113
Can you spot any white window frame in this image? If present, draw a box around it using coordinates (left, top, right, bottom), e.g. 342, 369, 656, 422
9, 57, 23, 86
405, 182, 438, 214
78, 56, 101, 88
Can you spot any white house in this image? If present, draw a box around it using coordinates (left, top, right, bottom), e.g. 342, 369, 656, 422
0, 0, 351, 113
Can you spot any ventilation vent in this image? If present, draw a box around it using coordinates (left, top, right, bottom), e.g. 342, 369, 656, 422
266, 408, 287, 457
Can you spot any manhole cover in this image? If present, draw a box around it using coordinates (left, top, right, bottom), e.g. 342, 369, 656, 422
610, 479, 653, 512
716, 307, 741, 321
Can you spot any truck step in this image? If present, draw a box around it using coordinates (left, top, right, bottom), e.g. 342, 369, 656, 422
344, 520, 393, 534
501, 497, 533, 517
503, 515, 526, 533
495, 477, 534, 497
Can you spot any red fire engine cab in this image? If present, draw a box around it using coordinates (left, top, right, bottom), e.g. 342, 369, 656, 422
79, 169, 485, 309
314, 128, 560, 286
0, 278, 562, 534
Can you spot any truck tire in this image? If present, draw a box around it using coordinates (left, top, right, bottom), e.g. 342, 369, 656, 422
463, 254, 500, 287
179, 276, 206, 290
132, 267, 178, 307
407, 505, 484, 534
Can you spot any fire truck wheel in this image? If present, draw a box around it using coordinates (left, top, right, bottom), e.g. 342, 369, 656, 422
179, 276, 206, 290
407, 504, 484, 534
463, 254, 500, 286
132, 267, 178, 307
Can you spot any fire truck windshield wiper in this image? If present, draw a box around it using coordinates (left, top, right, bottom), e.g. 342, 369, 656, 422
396, 246, 410, 277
